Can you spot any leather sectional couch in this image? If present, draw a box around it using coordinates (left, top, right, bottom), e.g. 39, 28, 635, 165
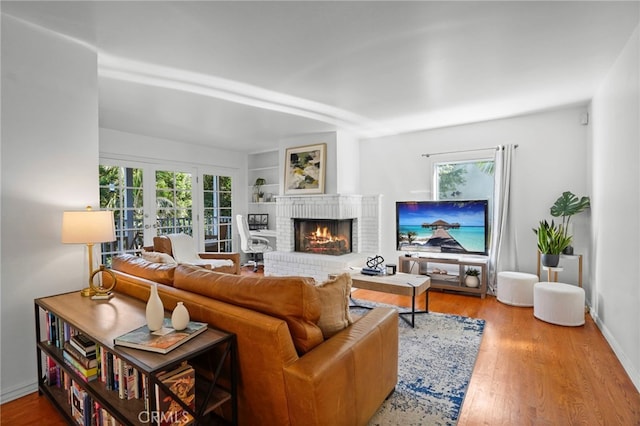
111, 254, 398, 426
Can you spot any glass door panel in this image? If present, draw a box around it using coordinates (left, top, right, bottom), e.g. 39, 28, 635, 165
100, 162, 233, 260
202, 174, 233, 252
155, 170, 194, 236
99, 165, 145, 265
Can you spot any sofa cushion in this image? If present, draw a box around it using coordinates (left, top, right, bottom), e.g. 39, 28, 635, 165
112, 254, 176, 286
315, 273, 354, 338
174, 264, 324, 354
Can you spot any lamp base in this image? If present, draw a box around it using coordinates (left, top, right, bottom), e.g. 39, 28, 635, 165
80, 287, 94, 297
91, 291, 114, 301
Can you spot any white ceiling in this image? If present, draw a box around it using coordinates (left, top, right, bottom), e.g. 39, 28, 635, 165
3, 1, 639, 152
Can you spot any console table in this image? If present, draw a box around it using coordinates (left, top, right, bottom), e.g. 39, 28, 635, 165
398, 255, 488, 298
35, 291, 237, 425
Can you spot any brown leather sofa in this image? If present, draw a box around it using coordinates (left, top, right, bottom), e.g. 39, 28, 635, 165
147, 235, 241, 275
111, 254, 398, 426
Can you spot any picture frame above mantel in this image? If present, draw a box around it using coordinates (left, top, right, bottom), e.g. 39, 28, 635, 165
284, 143, 326, 195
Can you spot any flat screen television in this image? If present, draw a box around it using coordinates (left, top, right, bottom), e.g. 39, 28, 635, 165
396, 200, 489, 255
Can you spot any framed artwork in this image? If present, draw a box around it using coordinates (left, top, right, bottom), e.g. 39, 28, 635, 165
284, 143, 326, 195
247, 214, 269, 230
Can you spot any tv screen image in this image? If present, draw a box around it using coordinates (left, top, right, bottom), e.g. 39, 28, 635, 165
396, 200, 489, 255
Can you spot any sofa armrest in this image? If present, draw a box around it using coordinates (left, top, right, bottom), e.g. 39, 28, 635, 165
198, 252, 241, 275
283, 307, 398, 426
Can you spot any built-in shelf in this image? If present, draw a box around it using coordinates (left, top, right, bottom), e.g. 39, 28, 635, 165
248, 151, 279, 229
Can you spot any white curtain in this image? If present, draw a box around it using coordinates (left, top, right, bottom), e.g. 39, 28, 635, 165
488, 144, 517, 293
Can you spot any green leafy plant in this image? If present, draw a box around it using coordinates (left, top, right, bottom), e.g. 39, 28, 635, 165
533, 219, 572, 255
550, 191, 590, 238
465, 268, 480, 277
253, 178, 266, 197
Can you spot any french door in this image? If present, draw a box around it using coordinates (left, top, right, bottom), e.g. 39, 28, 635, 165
99, 161, 233, 265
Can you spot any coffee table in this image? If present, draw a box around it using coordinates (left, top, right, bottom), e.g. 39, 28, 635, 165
348, 271, 430, 327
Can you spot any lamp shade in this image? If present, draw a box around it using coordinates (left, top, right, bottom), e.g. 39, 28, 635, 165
62, 209, 116, 244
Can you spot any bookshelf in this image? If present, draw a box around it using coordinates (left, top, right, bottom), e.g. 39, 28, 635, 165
35, 291, 237, 425
248, 150, 279, 231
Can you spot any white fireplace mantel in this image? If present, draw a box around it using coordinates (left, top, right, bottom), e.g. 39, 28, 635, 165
264, 194, 381, 281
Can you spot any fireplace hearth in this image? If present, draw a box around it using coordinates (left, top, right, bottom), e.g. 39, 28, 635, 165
294, 218, 352, 256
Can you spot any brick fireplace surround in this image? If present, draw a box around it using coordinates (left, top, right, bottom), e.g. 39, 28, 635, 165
264, 194, 381, 282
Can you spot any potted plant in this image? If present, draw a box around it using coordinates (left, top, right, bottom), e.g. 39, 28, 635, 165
464, 268, 480, 288
533, 219, 572, 267
550, 191, 590, 255
253, 178, 266, 202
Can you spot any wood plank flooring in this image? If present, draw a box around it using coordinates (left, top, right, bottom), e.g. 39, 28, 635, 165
3, 267, 639, 425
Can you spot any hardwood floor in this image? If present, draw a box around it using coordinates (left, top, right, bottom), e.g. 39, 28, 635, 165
3, 268, 639, 425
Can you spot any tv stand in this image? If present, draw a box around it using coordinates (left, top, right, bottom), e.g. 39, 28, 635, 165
398, 255, 488, 298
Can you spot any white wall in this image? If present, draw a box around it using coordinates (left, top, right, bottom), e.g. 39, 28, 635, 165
360, 106, 590, 283
335, 131, 360, 194
100, 128, 246, 175
1, 16, 99, 401
591, 24, 640, 391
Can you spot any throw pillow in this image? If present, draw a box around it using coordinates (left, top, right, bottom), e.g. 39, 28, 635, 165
141, 250, 177, 265
315, 273, 354, 339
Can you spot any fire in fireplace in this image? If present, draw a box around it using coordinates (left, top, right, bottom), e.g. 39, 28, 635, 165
294, 218, 353, 256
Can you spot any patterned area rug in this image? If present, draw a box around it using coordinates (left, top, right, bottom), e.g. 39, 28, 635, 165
352, 300, 485, 426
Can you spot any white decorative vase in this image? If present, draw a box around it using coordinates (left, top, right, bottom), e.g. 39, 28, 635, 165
171, 302, 190, 331
145, 283, 165, 332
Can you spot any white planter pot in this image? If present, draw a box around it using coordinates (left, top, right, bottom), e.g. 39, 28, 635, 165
465, 275, 480, 288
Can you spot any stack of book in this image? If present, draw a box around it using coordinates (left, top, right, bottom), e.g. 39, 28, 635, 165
64, 334, 98, 382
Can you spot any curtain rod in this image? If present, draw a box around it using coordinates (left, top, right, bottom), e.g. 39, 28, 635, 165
421, 144, 518, 158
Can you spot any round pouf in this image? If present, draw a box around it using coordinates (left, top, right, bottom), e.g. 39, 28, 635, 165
533, 282, 585, 326
497, 271, 539, 307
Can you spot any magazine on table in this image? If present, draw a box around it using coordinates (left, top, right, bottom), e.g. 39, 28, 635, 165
114, 319, 207, 354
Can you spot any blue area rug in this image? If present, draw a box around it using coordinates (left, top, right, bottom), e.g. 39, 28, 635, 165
352, 300, 485, 426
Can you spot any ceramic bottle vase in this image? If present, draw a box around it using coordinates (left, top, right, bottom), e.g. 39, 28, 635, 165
145, 283, 165, 332
171, 302, 190, 331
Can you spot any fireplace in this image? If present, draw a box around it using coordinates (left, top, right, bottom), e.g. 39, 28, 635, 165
294, 218, 353, 256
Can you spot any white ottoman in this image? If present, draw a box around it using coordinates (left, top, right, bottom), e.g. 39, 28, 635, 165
497, 271, 539, 307
533, 282, 585, 326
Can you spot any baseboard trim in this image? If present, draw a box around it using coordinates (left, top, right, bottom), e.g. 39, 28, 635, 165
0, 380, 38, 404
590, 307, 640, 393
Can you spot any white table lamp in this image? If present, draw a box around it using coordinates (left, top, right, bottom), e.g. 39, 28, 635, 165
62, 206, 117, 299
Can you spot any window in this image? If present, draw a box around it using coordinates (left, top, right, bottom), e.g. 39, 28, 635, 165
433, 158, 495, 248
202, 174, 233, 252
155, 170, 193, 236
99, 165, 145, 266
99, 162, 235, 265
433, 159, 495, 201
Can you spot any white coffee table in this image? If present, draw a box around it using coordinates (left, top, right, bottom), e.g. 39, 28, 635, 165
347, 270, 430, 327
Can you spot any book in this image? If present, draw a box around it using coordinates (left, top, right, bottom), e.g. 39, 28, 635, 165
70, 334, 96, 357
114, 319, 207, 354
155, 363, 195, 426
63, 341, 98, 369
63, 350, 98, 380
71, 380, 90, 425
